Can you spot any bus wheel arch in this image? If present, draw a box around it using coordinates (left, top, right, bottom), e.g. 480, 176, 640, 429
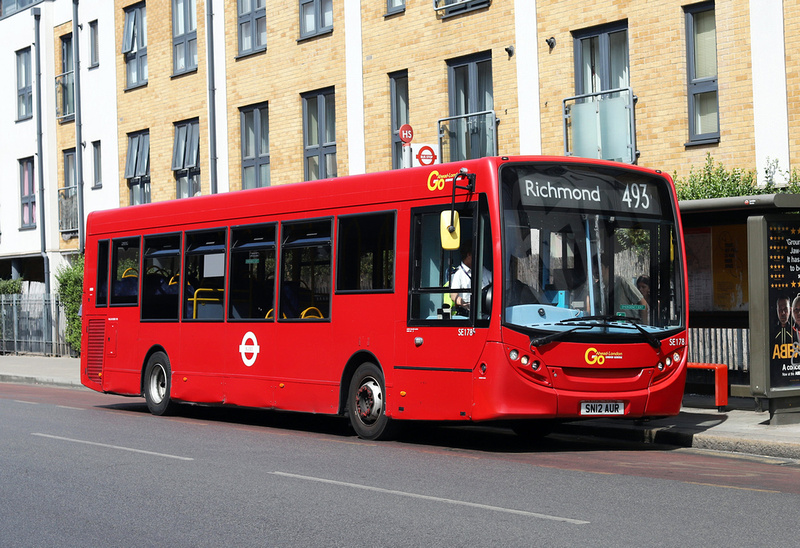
142, 347, 176, 416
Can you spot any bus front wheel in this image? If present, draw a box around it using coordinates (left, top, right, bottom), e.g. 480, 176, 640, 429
348, 362, 393, 440
144, 351, 175, 416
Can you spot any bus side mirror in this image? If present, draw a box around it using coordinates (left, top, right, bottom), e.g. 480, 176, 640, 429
440, 210, 460, 250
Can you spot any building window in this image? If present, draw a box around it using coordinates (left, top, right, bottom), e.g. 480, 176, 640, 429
92, 141, 102, 189
2, 0, 35, 17
390, 70, 409, 169
386, 0, 404, 16
60, 149, 78, 235
20, 157, 35, 230
125, 130, 150, 205
445, 52, 493, 161
173, 0, 197, 74
433, 0, 490, 18
299, 0, 332, 40
241, 103, 270, 189
685, 2, 718, 144
173, 119, 200, 198
573, 22, 628, 95
57, 34, 75, 121
122, 3, 148, 89
303, 88, 336, 181
16, 48, 32, 121
238, 0, 266, 55
89, 20, 99, 68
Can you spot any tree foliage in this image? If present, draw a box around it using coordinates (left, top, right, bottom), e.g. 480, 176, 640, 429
674, 154, 800, 201
0, 278, 23, 295
56, 255, 84, 354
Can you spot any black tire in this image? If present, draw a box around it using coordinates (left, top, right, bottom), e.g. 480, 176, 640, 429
143, 351, 175, 416
347, 362, 394, 440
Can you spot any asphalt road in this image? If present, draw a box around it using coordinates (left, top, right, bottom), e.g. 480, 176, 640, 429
2, 383, 799, 547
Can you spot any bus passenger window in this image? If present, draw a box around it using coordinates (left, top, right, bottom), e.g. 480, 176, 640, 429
183, 229, 226, 321
336, 212, 395, 292
142, 234, 181, 321
96, 240, 110, 307
280, 219, 332, 320
229, 224, 276, 320
110, 237, 140, 306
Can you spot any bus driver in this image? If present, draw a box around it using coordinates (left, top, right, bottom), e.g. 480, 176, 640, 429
450, 240, 492, 316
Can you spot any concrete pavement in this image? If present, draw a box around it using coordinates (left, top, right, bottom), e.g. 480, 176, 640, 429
2, 354, 800, 460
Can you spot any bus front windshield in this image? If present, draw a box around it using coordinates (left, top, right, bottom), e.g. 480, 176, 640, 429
500, 163, 684, 338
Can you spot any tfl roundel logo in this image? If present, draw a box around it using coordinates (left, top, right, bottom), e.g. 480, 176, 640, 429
239, 331, 260, 367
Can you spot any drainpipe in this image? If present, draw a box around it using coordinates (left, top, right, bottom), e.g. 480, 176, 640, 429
206, 0, 218, 194
33, 7, 51, 295
73, 0, 85, 252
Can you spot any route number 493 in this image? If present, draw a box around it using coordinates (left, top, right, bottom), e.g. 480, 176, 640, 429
622, 183, 650, 210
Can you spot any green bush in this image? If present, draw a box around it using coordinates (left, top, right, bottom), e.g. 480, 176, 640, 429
675, 154, 800, 200
0, 278, 23, 295
56, 255, 84, 354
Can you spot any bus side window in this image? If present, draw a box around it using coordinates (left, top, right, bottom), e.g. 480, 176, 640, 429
229, 224, 276, 320
110, 237, 140, 306
336, 212, 395, 292
183, 229, 226, 321
142, 233, 181, 321
96, 240, 110, 307
280, 219, 332, 320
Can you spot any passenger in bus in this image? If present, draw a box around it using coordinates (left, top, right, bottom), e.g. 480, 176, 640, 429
450, 240, 492, 316
636, 275, 651, 306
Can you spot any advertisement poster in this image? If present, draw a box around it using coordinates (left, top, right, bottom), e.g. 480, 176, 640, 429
768, 221, 800, 388
684, 225, 748, 312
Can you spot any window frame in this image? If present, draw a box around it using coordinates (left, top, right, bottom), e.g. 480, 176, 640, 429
685, 2, 719, 145
183, 228, 227, 321
572, 21, 629, 95
299, 0, 333, 40
240, 103, 270, 189
110, 237, 141, 307
390, 70, 409, 170
141, 233, 182, 321
433, 0, 490, 19
386, 0, 405, 16
125, 130, 151, 205
92, 141, 102, 189
302, 88, 336, 181
172, 0, 197, 75
122, 2, 148, 89
16, 47, 32, 121
59, 149, 78, 235
237, 0, 267, 56
173, 119, 201, 198
19, 157, 35, 230
89, 20, 99, 69
279, 218, 333, 321
228, 223, 277, 321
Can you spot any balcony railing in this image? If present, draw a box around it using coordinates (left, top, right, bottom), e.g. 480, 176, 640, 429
58, 185, 78, 236
55, 71, 74, 121
437, 110, 497, 163
563, 87, 638, 164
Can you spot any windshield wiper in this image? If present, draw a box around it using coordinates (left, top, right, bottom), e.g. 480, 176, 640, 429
530, 327, 582, 348
560, 315, 661, 349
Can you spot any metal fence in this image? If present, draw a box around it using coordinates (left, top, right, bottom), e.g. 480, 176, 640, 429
688, 327, 749, 371
0, 294, 73, 357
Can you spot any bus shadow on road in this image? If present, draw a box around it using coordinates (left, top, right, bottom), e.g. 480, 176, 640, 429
97, 399, 673, 454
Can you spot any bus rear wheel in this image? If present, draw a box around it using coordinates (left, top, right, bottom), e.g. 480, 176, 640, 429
348, 362, 394, 440
144, 351, 175, 416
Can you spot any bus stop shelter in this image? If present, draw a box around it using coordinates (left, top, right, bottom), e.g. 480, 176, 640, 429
679, 193, 800, 424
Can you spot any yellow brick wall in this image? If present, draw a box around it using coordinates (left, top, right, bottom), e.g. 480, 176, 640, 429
54, 21, 78, 252
786, 0, 800, 173
115, 0, 209, 206
224, 0, 349, 188
536, 0, 754, 180
360, 0, 520, 174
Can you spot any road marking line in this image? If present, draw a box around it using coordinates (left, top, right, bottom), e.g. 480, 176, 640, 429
31, 433, 194, 461
56, 405, 84, 410
14, 400, 38, 405
271, 471, 589, 524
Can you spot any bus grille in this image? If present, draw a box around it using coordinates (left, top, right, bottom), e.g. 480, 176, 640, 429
85, 319, 105, 380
